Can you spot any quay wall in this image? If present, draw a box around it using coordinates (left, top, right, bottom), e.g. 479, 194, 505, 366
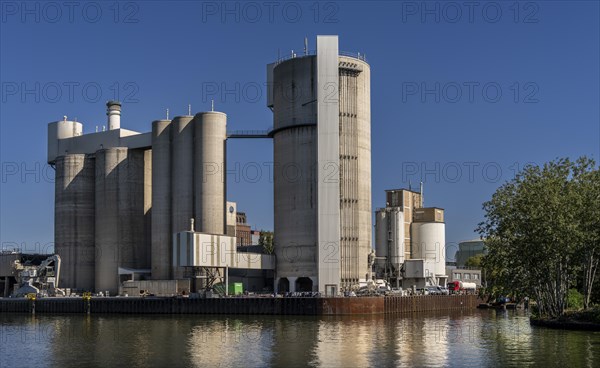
0, 295, 478, 315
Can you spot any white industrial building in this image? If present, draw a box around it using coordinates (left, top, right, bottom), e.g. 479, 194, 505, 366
374, 189, 448, 289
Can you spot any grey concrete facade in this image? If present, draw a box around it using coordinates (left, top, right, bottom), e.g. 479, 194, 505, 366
194, 112, 227, 235
54, 154, 96, 291
94, 148, 148, 294
270, 36, 372, 294
171, 116, 195, 235
316, 35, 342, 294
151, 120, 172, 280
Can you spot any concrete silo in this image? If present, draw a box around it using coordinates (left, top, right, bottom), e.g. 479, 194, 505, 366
374, 207, 404, 284
54, 153, 95, 291
375, 210, 388, 260
194, 112, 227, 235
271, 54, 318, 292
151, 119, 172, 280
94, 147, 147, 294
270, 36, 371, 293
171, 116, 195, 234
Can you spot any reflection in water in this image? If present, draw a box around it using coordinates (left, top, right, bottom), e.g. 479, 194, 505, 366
1, 309, 599, 368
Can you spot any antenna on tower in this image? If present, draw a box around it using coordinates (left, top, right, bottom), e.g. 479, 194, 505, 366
188, 104, 191, 116
420, 181, 424, 207
304, 37, 308, 55
211, 99, 214, 111
166, 108, 169, 120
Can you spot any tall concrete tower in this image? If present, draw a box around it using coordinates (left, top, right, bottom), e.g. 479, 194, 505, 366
268, 36, 372, 294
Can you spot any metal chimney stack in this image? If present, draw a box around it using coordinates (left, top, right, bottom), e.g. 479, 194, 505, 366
106, 101, 121, 130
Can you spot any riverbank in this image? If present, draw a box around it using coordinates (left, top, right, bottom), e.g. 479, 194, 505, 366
530, 309, 600, 331
0, 294, 478, 315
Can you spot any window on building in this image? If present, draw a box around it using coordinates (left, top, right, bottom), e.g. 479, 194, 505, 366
464, 273, 471, 280
473, 274, 479, 280
453, 273, 461, 280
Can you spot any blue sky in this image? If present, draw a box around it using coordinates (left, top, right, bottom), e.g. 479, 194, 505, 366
1, 1, 598, 258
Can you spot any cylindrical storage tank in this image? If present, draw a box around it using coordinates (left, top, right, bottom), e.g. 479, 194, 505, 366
47, 120, 83, 163
272, 56, 318, 280
54, 154, 95, 291
375, 210, 388, 258
151, 119, 171, 279
171, 116, 194, 234
95, 147, 145, 294
411, 222, 446, 276
194, 112, 227, 235
389, 209, 405, 269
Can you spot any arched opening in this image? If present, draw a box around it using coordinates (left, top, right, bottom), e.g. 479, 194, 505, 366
278, 277, 290, 293
296, 277, 313, 292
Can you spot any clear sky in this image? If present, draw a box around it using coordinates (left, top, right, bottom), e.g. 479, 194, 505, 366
1, 1, 598, 259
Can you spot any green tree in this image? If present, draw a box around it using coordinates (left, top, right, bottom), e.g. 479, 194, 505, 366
572, 158, 600, 309
465, 254, 483, 268
259, 230, 274, 254
477, 157, 598, 318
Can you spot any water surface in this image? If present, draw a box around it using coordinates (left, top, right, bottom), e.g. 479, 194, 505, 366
1, 309, 598, 367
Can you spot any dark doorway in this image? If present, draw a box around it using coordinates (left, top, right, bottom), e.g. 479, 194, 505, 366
296, 277, 313, 292
278, 278, 290, 293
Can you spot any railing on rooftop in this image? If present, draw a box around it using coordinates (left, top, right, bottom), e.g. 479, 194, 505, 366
273, 50, 367, 65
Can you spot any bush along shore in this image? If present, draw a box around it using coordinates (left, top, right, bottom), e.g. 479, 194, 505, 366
530, 308, 600, 331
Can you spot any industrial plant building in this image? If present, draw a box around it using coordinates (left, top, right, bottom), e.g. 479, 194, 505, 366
374, 189, 448, 289
45, 35, 448, 297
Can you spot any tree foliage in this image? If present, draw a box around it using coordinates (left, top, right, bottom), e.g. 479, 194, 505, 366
465, 254, 484, 268
477, 157, 599, 318
259, 230, 274, 254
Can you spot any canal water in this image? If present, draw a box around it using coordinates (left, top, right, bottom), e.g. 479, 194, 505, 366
1, 309, 598, 367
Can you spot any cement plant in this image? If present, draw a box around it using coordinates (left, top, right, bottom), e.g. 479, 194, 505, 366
0, 36, 453, 301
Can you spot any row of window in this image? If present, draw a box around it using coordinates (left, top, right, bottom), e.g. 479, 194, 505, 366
453, 272, 479, 280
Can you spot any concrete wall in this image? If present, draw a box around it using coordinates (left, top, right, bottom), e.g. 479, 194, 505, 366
316, 36, 342, 293
48, 126, 151, 164
151, 120, 172, 280
340, 55, 372, 287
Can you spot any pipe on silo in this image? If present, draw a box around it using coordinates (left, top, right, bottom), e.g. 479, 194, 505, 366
151, 120, 172, 280
171, 116, 195, 234
194, 112, 227, 235
54, 154, 95, 291
389, 209, 405, 269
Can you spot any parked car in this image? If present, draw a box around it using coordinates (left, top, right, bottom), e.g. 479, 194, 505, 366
426, 286, 440, 295
436, 286, 449, 295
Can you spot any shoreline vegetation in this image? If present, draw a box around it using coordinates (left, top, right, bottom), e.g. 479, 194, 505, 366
477, 157, 600, 330
530, 308, 600, 331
